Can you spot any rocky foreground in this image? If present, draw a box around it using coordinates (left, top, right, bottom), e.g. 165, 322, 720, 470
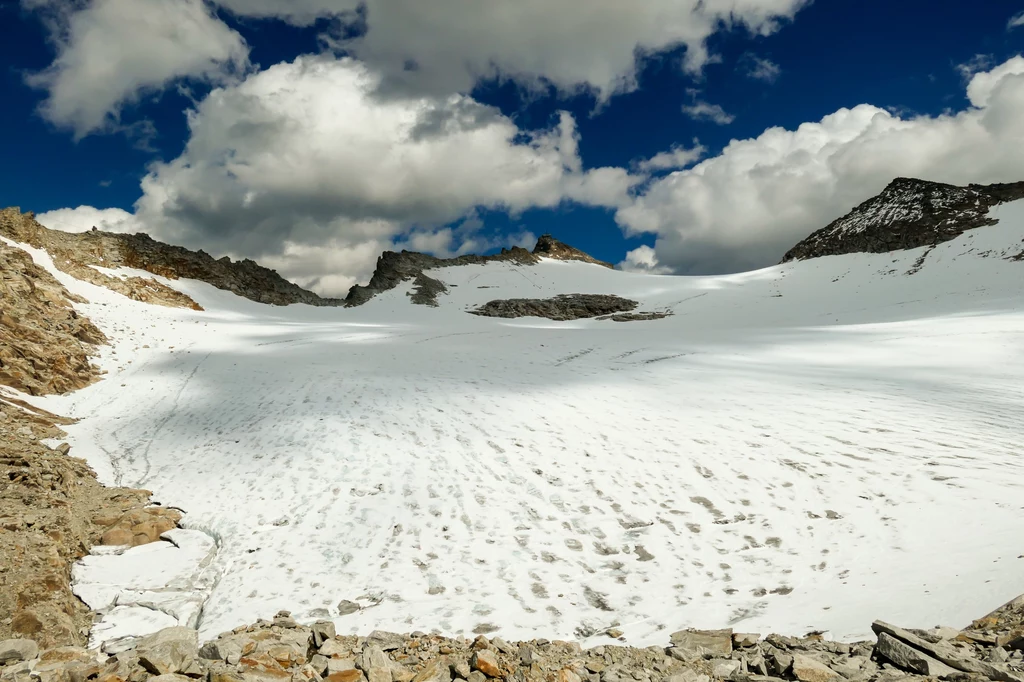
2, 595, 1023, 682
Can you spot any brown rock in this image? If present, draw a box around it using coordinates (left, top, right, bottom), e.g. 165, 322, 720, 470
790, 655, 839, 682
471, 651, 502, 678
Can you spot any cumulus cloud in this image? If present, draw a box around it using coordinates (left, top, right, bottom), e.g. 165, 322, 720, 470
681, 101, 735, 125
1009, 11, 1024, 29
123, 56, 634, 295
25, 0, 248, 138
36, 206, 143, 234
617, 245, 672, 274
26, 0, 808, 136
617, 55, 1024, 275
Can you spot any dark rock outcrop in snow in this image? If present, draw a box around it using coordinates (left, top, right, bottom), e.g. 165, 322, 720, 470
469, 294, 639, 320
345, 235, 610, 307
0, 208, 340, 307
782, 178, 1024, 262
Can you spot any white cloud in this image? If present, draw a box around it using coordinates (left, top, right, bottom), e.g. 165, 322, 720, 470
956, 54, 995, 81
26, 0, 248, 138
743, 55, 781, 82
125, 56, 633, 295
618, 55, 1024, 275
27, 0, 808, 135
36, 206, 143, 234
618, 245, 672, 274
636, 142, 706, 172
1008, 11, 1024, 29
681, 101, 735, 125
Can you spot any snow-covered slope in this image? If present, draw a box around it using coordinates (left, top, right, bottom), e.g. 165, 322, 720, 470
12, 201, 1024, 649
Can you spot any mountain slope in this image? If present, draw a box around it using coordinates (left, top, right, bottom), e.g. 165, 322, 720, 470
782, 177, 1024, 262
5, 195, 1020, 651
0, 208, 340, 307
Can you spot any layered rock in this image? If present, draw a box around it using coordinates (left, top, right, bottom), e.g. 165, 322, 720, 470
0, 208, 340, 308
0, 241, 106, 396
781, 178, 1024, 262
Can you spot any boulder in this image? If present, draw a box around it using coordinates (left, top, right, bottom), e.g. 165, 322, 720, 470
0, 640, 39, 665
733, 634, 761, 648
874, 633, 957, 677
135, 628, 198, 676
411, 658, 452, 682
669, 630, 733, 658
790, 655, 839, 682
471, 651, 501, 678
312, 623, 337, 649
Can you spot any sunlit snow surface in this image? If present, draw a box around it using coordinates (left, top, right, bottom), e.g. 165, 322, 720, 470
15, 202, 1024, 647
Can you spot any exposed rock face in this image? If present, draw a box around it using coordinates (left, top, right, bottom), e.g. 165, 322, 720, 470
0, 208, 340, 308
782, 178, 1024, 262
533, 235, 613, 269
344, 248, 538, 307
345, 235, 611, 307
469, 294, 639, 321
0, 239, 181, 649
0, 241, 107, 396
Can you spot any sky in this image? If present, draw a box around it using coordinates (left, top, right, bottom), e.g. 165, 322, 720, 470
1, 1, 1024, 296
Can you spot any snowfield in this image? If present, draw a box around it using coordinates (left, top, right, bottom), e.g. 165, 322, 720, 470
10, 201, 1024, 650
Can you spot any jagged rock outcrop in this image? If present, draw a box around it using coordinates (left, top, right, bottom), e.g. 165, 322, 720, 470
345, 236, 610, 307
781, 178, 1024, 262
345, 247, 539, 307
533, 235, 614, 269
0, 239, 181, 648
469, 294, 639, 320
0, 208, 340, 308
0, 242, 107, 396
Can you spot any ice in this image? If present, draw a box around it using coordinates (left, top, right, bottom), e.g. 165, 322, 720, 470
8, 201, 1024, 648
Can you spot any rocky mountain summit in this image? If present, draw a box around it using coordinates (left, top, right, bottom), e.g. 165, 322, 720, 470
345, 236, 608, 307
2, 594, 1023, 682
782, 178, 1024, 262
0, 208, 340, 308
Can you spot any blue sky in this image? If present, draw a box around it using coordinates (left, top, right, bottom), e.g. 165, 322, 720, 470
2, 0, 1023, 294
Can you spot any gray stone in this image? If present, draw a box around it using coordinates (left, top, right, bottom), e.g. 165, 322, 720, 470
412, 658, 453, 682
519, 646, 537, 667
665, 672, 710, 682
733, 634, 761, 648
360, 646, 392, 682
790, 655, 839, 682
311, 655, 330, 676
199, 638, 245, 662
320, 640, 350, 658
712, 660, 741, 679
491, 638, 515, 655
989, 648, 1010, 664
874, 633, 958, 677
329, 659, 357, 674
467, 673, 487, 682
745, 652, 769, 677
136, 627, 199, 676
669, 630, 733, 658
0, 640, 39, 665
828, 656, 868, 679
367, 632, 405, 652
872, 621, 1024, 682
450, 661, 471, 680
338, 601, 363, 616
312, 622, 338, 648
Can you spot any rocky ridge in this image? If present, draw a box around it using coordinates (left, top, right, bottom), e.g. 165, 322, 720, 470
344, 236, 608, 307
0, 238, 182, 647
0, 209, 339, 308
2, 596, 1024, 682
781, 178, 1024, 262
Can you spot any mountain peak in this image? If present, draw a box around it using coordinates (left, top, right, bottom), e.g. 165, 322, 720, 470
532, 234, 613, 268
782, 178, 1024, 262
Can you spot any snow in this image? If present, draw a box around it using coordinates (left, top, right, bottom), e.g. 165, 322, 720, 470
9, 201, 1024, 649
